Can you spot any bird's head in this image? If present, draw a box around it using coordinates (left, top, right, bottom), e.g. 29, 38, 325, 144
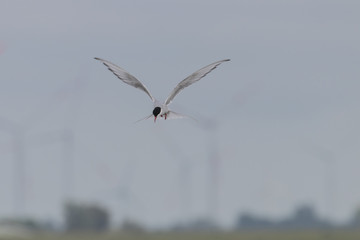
153, 107, 161, 122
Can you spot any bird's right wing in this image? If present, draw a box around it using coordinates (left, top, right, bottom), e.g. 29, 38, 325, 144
95, 57, 155, 102
167, 111, 197, 121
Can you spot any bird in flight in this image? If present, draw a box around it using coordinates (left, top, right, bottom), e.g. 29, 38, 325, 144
95, 57, 230, 122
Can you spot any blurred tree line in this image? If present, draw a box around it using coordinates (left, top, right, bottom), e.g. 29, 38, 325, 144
236, 204, 360, 230
236, 205, 331, 230
2, 203, 360, 232
64, 202, 109, 231
350, 208, 360, 228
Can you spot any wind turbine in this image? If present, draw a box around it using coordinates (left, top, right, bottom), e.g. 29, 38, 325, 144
0, 117, 26, 217
28, 128, 75, 202
193, 81, 258, 226
155, 127, 194, 226
0, 76, 86, 218
302, 142, 337, 222
94, 156, 143, 226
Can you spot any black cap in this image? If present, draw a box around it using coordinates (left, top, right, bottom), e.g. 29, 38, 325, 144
153, 107, 161, 117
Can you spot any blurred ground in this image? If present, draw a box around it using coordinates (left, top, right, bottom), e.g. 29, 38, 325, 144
2, 230, 360, 240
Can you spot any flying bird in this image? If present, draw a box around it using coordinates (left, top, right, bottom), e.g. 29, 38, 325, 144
94, 57, 230, 122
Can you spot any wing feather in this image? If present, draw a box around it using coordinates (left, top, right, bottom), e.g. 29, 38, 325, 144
95, 57, 155, 102
167, 111, 197, 121
164, 59, 230, 105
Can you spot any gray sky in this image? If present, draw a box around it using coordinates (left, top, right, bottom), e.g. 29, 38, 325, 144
1, 0, 360, 228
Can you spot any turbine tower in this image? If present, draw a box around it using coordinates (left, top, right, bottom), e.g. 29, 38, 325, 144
0, 117, 26, 217
198, 117, 221, 225
305, 143, 337, 221
194, 82, 256, 226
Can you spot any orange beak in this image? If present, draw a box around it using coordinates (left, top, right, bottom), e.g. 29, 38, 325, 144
154, 116, 157, 123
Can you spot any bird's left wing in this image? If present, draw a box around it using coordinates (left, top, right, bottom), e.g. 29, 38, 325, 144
95, 57, 155, 102
164, 59, 230, 105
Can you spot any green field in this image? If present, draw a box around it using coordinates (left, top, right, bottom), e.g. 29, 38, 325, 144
3, 230, 360, 240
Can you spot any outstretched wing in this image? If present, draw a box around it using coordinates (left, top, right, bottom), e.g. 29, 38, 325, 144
134, 113, 153, 123
95, 57, 155, 102
167, 111, 197, 121
164, 59, 230, 105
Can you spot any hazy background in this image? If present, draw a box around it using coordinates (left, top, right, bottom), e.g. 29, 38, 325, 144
0, 0, 360, 230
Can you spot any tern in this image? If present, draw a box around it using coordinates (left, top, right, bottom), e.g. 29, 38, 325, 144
95, 57, 230, 122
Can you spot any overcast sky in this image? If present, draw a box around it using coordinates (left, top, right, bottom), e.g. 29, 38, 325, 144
1, 0, 360, 228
